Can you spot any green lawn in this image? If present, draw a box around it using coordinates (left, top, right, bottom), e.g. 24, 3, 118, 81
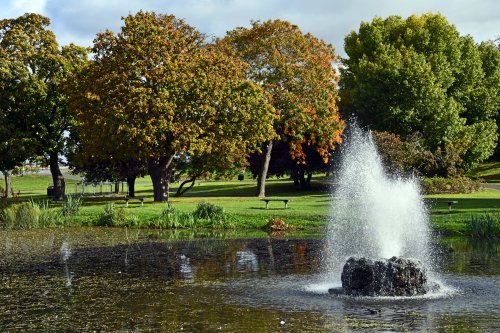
2, 172, 500, 234
468, 161, 500, 183
2, 174, 333, 229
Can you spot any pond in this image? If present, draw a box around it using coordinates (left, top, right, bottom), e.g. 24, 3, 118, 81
0, 228, 499, 332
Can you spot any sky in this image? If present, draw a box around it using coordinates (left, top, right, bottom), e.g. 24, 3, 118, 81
0, 0, 498, 57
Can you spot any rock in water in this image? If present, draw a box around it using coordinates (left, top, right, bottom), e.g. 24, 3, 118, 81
339, 256, 429, 296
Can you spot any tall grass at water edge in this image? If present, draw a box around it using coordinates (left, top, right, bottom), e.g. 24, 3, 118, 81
1, 200, 62, 229
96, 203, 128, 226
467, 213, 500, 238
0, 196, 83, 229
143, 202, 234, 229
92, 201, 234, 230
61, 195, 82, 218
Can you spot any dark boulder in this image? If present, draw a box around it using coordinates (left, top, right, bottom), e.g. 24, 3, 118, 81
336, 256, 432, 296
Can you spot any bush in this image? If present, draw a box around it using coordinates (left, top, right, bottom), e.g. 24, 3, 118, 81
421, 176, 482, 194
467, 213, 500, 238
97, 203, 127, 226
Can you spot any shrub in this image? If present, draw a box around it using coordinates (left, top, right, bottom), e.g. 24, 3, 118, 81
421, 176, 482, 194
97, 203, 127, 226
467, 213, 500, 238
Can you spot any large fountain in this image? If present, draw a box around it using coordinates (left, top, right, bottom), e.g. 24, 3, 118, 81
324, 125, 436, 296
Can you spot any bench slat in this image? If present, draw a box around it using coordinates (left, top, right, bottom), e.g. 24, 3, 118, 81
124, 197, 144, 207
261, 199, 289, 209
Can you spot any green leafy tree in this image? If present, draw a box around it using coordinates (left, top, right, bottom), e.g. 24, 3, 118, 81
0, 129, 32, 198
479, 40, 500, 158
0, 13, 88, 199
69, 12, 275, 202
341, 13, 500, 174
223, 20, 344, 197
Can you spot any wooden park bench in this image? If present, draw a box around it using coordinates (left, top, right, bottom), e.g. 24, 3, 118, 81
261, 198, 290, 209
424, 199, 458, 212
124, 197, 144, 207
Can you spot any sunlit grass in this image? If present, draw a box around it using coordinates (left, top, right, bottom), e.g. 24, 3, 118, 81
468, 161, 500, 182
2, 172, 500, 234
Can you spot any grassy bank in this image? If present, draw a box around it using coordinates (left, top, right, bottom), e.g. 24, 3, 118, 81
1, 173, 500, 235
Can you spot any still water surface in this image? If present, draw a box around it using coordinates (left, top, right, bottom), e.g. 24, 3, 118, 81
0, 228, 499, 332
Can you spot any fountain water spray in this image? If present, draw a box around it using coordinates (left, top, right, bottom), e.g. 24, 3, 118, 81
324, 125, 431, 285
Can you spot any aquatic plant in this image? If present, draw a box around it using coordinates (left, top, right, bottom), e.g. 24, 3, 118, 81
193, 202, 234, 229
153, 204, 195, 229
467, 213, 500, 238
1, 200, 65, 229
97, 203, 127, 226
193, 202, 224, 219
61, 195, 82, 218
1, 202, 40, 229
33, 199, 65, 227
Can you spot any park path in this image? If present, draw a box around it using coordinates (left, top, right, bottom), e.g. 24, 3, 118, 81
482, 183, 500, 191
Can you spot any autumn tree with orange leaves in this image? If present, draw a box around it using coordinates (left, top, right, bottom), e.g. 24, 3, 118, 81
222, 20, 344, 197
69, 12, 275, 202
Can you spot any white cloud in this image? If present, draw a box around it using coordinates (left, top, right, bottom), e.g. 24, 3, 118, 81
12, 0, 47, 14
1, 0, 498, 54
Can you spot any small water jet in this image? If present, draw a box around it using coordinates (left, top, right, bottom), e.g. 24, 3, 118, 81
60, 240, 73, 292
324, 125, 436, 296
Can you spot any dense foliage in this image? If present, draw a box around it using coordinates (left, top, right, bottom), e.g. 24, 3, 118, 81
69, 12, 275, 201
341, 13, 500, 176
223, 20, 344, 196
421, 176, 482, 194
0, 13, 88, 199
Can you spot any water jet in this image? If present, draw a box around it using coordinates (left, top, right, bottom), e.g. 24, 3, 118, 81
324, 125, 437, 296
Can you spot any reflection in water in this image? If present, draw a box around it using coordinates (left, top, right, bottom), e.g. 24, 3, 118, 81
179, 254, 196, 280
60, 241, 73, 293
0, 228, 498, 332
437, 236, 500, 275
235, 250, 258, 272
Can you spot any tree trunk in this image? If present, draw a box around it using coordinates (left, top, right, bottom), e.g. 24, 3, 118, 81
148, 154, 174, 202
256, 140, 273, 198
2, 170, 12, 198
298, 168, 306, 189
114, 181, 120, 194
292, 168, 300, 186
306, 171, 313, 187
175, 176, 197, 197
49, 152, 65, 200
127, 175, 136, 197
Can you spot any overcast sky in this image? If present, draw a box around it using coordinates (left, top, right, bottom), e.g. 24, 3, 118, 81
0, 0, 498, 57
